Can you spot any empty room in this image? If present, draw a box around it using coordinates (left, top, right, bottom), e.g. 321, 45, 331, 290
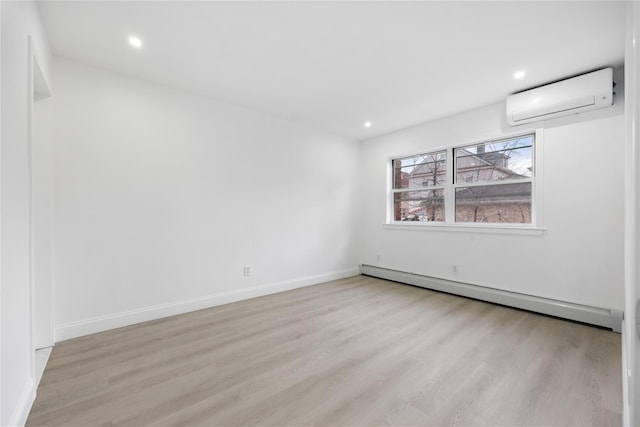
2, 1, 640, 426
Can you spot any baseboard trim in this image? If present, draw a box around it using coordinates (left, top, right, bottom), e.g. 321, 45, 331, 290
55, 267, 360, 341
360, 264, 623, 332
8, 378, 35, 427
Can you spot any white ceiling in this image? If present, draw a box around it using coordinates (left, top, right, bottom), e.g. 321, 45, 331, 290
37, 1, 626, 140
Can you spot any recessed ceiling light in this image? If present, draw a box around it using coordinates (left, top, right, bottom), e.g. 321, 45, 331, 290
364, 121, 372, 128
128, 36, 143, 48
514, 70, 526, 79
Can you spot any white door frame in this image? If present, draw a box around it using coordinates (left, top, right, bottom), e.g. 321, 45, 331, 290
27, 36, 54, 376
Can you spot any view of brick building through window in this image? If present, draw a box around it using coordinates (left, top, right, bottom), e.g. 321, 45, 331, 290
392, 134, 534, 224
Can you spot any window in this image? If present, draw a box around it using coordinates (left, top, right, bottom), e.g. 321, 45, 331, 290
391, 133, 536, 225
392, 151, 446, 222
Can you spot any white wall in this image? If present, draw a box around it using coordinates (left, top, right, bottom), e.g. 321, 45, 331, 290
0, 1, 52, 426
52, 57, 361, 340
624, 1, 640, 425
360, 71, 625, 312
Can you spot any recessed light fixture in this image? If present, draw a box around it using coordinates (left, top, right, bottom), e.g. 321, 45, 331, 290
128, 36, 143, 49
364, 121, 372, 128
514, 70, 526, 79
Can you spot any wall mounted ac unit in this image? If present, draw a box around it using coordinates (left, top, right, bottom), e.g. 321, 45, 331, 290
506, 68, 613, 126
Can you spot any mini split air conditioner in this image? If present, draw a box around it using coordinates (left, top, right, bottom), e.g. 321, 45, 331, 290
506, 68, 613, 126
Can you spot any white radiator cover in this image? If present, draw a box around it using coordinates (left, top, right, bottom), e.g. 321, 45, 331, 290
360, 264, 623, 332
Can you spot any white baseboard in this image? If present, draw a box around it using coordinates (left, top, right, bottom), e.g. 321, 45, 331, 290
361, 264, 623, 332
8, 378, 35, 427
56, 267, 360, 341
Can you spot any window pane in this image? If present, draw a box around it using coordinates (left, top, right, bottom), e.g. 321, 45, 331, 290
455, 182, 532, 223
393, 150, 446, 189
394, 190, 445, 222
455, 135, 533, 184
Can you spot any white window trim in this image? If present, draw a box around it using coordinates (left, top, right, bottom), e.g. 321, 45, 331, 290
382, 222, 546, 235
386, 129, 545, 234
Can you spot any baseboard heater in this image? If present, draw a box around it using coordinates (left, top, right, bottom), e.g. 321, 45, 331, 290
360, 264, 623, 333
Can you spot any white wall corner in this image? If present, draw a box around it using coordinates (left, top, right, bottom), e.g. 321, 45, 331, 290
624, 1, 640, 425
56, 267, 360, 342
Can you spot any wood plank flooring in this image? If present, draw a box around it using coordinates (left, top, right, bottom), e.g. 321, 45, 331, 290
26, 275, 622, 426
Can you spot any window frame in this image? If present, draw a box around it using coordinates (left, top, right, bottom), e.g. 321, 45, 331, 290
387, 129, 544, 234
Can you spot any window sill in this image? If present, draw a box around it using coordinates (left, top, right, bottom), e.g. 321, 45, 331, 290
383, 222, 546, 236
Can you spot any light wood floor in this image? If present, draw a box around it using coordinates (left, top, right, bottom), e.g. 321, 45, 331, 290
27, 275, 622, 426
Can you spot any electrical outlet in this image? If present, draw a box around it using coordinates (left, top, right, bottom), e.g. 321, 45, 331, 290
243, 266, 251, 276
452, 265, 459, 275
